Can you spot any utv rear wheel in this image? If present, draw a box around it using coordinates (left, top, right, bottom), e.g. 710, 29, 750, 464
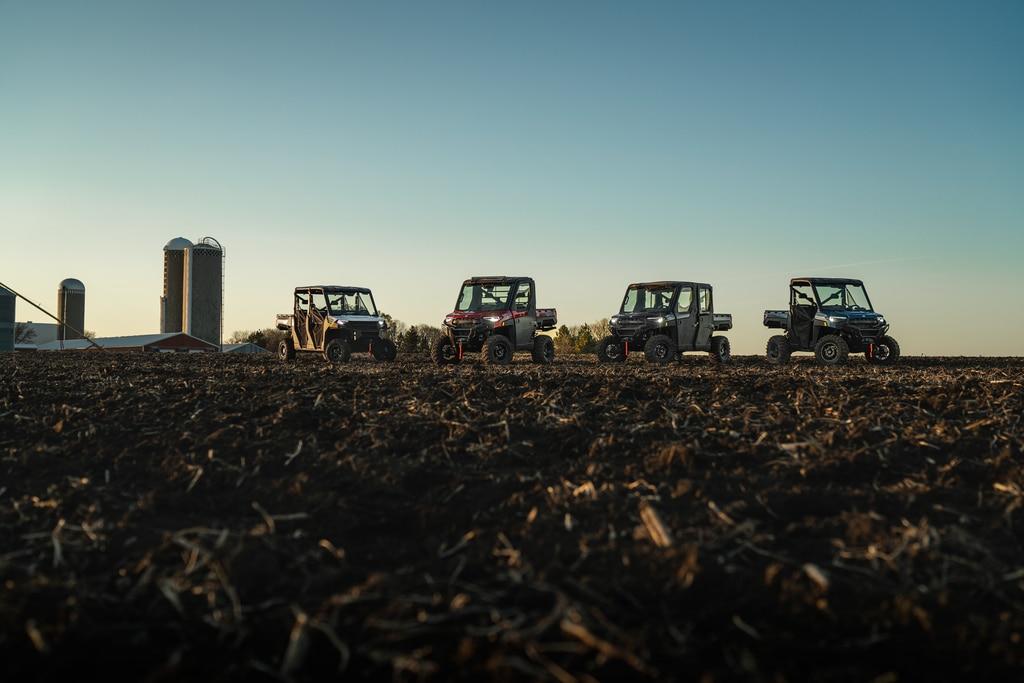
324, 339, 351, 364
867, 335, 900, 365
766, 335, 791, 365
278, 339, 295, 361
371, 338, 397, 362
431, 337, 460, 365
814, 335, 849, 365
710, 336, 731, 364
596, 336, 626, 363
644, 335, 675, 364
483, 335, 514, 365
531, 335, 555, 364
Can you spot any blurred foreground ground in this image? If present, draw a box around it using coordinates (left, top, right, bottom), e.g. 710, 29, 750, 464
1, 353, 1022, 681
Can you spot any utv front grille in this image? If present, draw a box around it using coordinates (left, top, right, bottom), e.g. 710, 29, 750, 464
346, 322, 381, 334
615, 323, 645, 339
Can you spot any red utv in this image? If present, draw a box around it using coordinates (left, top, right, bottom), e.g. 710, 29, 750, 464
432, 276, 557, 365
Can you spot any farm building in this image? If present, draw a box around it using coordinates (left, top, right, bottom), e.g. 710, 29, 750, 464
13, 322, 59, 347
37, 332, 218, 353
222, 342, 270, 354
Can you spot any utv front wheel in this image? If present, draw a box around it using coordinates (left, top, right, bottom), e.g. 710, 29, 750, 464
371, 338, 398, 362
483, 335, 514, 365
710, 336, 731, 364
814, 335, 849, 365
644, 335, 675, 364
867, 335, 900, 365
766, 335, 791, 365
531, 335, 555, 364
431, 337, 460, 365
324, 339, 351, 364
278, 339, 295, 361
596, 336, 626, 363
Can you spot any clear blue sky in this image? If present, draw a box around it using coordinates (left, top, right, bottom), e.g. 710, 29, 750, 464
2, 1, 1022, 354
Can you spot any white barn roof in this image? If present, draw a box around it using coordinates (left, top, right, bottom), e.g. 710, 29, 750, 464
223, 342, 270, 354
37, 332, 217, 351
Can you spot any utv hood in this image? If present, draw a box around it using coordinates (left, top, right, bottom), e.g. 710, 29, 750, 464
819, 310, 883, 321
445, 311, 503, 321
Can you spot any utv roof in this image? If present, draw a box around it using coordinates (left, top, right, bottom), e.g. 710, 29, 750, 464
464, 276, 533, 283
791, 277, 864, 286
627, 281, 711, 289
295, 285, 372, 293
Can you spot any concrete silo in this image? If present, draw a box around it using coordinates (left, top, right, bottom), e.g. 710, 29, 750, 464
0, 286, 14, 352
57, 278, 86, 341
183, 237, 224, 348
161, 237, 192, 333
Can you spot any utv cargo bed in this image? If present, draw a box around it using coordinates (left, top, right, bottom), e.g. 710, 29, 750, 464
763, 310, 789, 329
536, 308, 557, 330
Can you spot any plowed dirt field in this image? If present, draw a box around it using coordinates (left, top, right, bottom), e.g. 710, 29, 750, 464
2, 353, 1022, 681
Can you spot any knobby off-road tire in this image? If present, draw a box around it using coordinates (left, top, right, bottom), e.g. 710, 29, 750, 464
531, 335, 555, 364
431, 337, 460, 365
371, 338, 398, 362
709, 336, 731, 364
324, 339, 351, 364
814, 334, 849, 365
867, 335, 901, 365
644, 335, 675, 364
766, 335, 791, 365
278, 339, 295, 361
483, 335, 514, 365
596, 335, 626, 363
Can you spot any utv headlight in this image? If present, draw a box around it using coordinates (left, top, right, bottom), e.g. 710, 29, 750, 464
610, 316, 620, 325
827, 315, 847, 325
484, 316, 501, 323
334, 319, 347, 327
378, 320, 386, 329
877, 316, 885, 324
647, 316, 665, 325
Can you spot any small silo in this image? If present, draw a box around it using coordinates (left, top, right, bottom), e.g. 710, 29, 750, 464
161, 237, 192, 333
57, 278, 86, 341
0, 286, 15, 352
183, 237, 224, 348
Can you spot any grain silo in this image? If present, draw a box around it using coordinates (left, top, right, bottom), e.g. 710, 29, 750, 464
161, 237, 192, 333
183, 237, 224, 348
57, 278, 86, 341
0, 286, 14, 352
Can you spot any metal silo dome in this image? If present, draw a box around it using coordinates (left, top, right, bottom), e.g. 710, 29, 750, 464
59, 278, 86, 292
164, 237, 194, 251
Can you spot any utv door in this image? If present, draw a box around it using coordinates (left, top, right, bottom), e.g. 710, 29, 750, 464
674, 286, 697, 350
789, 283, 816, 349
294, 292, 310, 349
695, 286, 714, 349
309, 290, 328, 349
512, 281, 536, 350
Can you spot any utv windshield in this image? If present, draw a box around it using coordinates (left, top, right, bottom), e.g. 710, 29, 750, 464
327, 291, 378, 317
455, 282, 514, 312
621, 285, 676, 313
813, 283, 873, 312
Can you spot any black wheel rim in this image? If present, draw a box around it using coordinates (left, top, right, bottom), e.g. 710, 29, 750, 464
494, 344, 507, 360
604, 343, 620, 360
544, 344, 554, 362
656, 344, 669, 360
876, 345, 891, 360
822, 343, 838, 361
441, 343, 455, 360
328, 346, 341, 362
